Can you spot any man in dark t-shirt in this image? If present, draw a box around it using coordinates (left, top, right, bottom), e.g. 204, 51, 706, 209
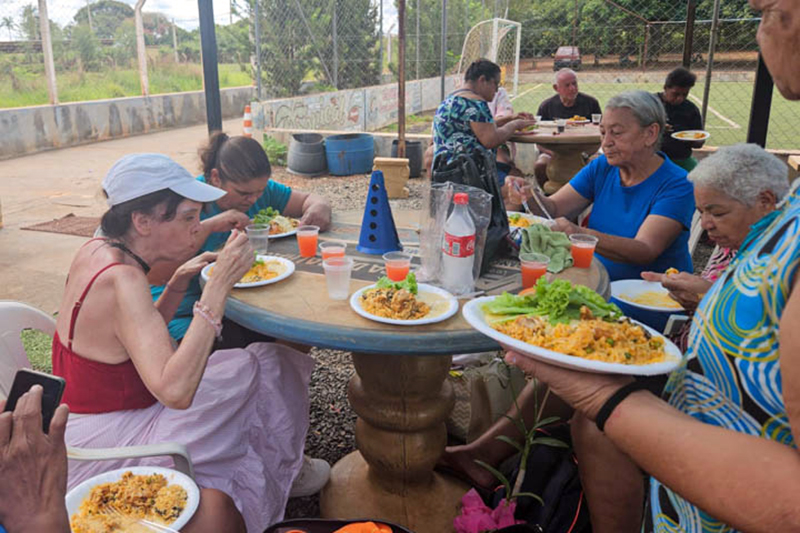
656, 67, 705, 172
534, 69, 602, 187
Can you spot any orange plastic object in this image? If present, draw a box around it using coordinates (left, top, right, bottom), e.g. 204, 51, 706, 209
570, 243, 595, 268
333, 522, 392, 533
521, 262, 547, 289
385, 262, 410, 281
297, 232, 319, 257
284, 530, 308, 533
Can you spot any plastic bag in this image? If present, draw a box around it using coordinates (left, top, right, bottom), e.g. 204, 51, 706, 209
418, 181, 491, 295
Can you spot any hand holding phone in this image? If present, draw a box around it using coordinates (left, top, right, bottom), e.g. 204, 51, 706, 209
3, 369, 66, 434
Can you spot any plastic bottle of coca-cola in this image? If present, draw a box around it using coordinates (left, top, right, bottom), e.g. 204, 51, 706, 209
441, 192, 476, 295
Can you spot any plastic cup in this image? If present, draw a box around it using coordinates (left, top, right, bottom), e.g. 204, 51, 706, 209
592, 113, 602, 125
534, 115, 542, 123
245, 224, 270, 255
382, 251, 411, 282
519, 252, 550, 289
319, 241, 347, 260
322, 257, 354, 300
556, 118, 567, 133
297, 225, 320, 258
570, 234, 599, 268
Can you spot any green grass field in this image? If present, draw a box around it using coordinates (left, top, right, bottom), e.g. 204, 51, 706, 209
512, 81, 799, 151
0, 63, 251, 109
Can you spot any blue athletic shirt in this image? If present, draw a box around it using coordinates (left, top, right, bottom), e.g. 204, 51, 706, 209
569, 154, 694, 281
149, 175, 292, 340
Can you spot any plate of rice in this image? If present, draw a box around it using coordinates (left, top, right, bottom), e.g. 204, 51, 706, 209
462, 279, 682, 375
66, 466, 200, 533
350, 274, 458, 326
201, 254, 295, 288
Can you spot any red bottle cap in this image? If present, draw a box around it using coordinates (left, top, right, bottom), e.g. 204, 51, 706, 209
454, 192, 469, 205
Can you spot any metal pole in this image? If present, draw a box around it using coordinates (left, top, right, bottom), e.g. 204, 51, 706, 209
440, 0, 447, 100
682, 0, 696, 68
397, 0, 406, 158
198, 0, 222, 132
415, 0, 420, 80
255, 0, 262, 100
700, 0, 721, 126
513, 22, 520, 96
172, 19, 179, 63
379, 0, 383, 82
572, 0, 578, 46
38, 0, 58, 104
746, 53, 773, 147
642, 23, 649, 72
332, 0, 338, 89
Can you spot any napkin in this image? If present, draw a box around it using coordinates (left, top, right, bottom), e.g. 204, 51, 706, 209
520, 224, 573, 273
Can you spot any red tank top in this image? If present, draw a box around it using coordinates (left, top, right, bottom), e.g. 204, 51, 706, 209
52, 261, 157, 414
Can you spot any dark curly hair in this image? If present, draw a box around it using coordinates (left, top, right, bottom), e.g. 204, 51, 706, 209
665, 67, 697, 89
199, 131, 271, 185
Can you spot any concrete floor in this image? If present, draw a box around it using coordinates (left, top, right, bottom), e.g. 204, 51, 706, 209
0, 119, 241, 314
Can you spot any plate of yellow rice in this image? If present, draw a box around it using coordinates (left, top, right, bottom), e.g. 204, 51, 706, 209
201, 254, 295, 288
462, 296, 683, 375
66, 466, 200, 533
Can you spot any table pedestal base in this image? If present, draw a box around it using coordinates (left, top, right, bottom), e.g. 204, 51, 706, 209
320, 451, 469, 533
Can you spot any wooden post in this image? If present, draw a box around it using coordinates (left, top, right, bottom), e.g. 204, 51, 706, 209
172, 19, 179, 63
198, 0, 222, 132
134, 0, 149, 96
38, 0, 58, 105
397, 0, 406, 158
682, 0, 696, 68
700, 0, 721, 126
332, 0, 339, 89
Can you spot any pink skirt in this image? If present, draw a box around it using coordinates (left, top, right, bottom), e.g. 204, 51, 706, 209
64, 343, 315, 532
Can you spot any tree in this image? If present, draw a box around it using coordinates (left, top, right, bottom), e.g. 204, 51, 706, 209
73, 0, 134, 39
1, 16, 15, 41
20, 5, 39, 41
72, 24, 101, 71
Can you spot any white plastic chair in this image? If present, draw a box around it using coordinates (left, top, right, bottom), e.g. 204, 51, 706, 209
688, 210, 704, 256
0, 301, 195, 479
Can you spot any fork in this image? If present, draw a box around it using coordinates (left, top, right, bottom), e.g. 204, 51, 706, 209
103, 505, 180, 532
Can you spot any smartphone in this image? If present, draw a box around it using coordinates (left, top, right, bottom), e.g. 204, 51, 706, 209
3, 369, 66, 434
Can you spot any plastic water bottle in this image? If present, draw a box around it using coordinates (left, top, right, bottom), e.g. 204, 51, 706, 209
442, 192, 476, 294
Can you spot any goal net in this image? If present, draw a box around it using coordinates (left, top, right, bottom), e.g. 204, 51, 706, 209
457, 18, 522, 97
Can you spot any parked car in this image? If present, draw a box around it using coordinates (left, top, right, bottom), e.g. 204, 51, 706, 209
554, 46, 581, 71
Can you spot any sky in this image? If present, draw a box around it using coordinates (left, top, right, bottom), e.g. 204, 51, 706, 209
3, 0, 400, 36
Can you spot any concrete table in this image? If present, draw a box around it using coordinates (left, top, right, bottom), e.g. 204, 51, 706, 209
222, 211, 609, 533
513, 123, 602, 194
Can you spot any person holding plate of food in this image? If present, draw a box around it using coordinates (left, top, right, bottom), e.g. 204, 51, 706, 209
149, 132, 331, 345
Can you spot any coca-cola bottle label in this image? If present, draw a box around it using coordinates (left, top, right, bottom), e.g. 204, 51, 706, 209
443, 232, 476, 257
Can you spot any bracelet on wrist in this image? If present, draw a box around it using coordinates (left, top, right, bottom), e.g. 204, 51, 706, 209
193, 301, 223, 340
595, 381, 649, 432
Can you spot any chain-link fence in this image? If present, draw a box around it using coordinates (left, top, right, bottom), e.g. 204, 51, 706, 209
1, 0, 797, 150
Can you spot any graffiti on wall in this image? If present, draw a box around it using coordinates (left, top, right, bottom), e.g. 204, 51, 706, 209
270, 91, 365, 131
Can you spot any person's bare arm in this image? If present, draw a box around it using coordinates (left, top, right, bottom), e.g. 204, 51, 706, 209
282, 190, 332, 231
552, 214, 684, 265
526, 183, 591, 220
153, 251, 219, 323
471, 118, 534, 150
115, 232, 253, 409
506, 284, 800, 531
196, 209, 251, 244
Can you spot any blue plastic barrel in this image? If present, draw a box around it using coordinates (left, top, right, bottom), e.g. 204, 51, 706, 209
325, 133, 374, 176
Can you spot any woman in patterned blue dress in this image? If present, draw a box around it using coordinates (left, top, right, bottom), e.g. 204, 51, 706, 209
504, 2, 800, 531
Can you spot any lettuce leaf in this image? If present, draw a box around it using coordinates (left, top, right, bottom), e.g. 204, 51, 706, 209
252, 207, 280, 225
481, 278, 621, 324
375, 272, 418, 295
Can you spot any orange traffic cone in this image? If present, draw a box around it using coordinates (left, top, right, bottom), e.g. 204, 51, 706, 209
243, 104, 253, 138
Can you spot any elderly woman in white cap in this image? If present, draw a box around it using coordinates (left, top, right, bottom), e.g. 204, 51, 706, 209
52, 154, 316, 532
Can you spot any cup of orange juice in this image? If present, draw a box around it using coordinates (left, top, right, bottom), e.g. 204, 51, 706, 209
519, 252, 550, 289
569, 233, 598, 268
382, 251, 411, 281
319, 241, 347, 260
297, 225, 320, 258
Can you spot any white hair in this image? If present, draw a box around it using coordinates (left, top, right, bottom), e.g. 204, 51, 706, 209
554, 68, 577, 85
606, 90, 666, 150
689, 143, 790, 206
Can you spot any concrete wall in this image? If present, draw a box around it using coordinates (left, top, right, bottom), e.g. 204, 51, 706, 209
0, 86, 254, 160
251, 75, 460, 134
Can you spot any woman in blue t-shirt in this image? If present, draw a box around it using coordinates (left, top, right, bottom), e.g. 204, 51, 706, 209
150, 132, 332, 343
527, 90, 695, 281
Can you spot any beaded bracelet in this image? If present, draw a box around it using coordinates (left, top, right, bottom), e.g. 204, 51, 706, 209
193, 301, 223, 340
594, 381, 649, 432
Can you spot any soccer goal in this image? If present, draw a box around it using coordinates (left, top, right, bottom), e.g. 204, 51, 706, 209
457, 18, 522, 97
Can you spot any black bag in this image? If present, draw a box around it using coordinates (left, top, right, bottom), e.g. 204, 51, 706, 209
492, 423, 591, 533
432, 146, 511, 274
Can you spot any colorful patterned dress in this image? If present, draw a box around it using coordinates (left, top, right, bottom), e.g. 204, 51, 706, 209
649, 187, 800, 532
432, 93, 494, 166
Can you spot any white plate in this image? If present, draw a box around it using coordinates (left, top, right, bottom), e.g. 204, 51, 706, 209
671, 129, 710, 141
462, 296, 683, 375
66, 466, 200, 531
350, 283, 459, 326
610, 279, 684, 313
567, 119, 591, 125
201, 255, 295, 288
269, 227, 298, 239
507, 211, 551, 228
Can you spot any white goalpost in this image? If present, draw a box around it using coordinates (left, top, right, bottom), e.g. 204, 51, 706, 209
457, 18, 522, 97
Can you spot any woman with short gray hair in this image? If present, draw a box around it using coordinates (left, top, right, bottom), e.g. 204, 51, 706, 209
528, 89, 695, 281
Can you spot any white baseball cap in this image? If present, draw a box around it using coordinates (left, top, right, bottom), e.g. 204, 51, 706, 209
102, 153, 226, 207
